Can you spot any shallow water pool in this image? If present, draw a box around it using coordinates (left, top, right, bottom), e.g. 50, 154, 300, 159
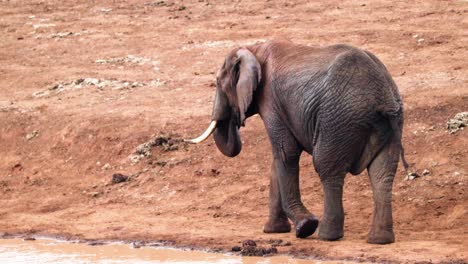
0, 238, 355, 264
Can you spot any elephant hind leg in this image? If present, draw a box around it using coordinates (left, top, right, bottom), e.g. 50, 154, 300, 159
367, 137, 400, 244
316, 170, 346, 241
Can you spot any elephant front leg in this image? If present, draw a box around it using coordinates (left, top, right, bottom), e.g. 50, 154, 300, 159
263, 162, 291, 233
274, 156, 319, 238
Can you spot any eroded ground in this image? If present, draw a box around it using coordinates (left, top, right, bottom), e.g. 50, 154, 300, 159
0, 1, 467, 263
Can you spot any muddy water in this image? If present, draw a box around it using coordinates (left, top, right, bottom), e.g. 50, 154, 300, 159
0, 238, 358, 264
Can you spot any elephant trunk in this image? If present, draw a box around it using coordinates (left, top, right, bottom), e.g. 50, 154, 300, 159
212, 90, 242, 156
185, 90, 242, 157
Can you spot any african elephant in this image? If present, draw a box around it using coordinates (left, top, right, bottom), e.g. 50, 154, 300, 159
186, 40, 408, 244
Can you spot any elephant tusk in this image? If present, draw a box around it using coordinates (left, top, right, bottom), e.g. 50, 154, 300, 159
184, 121, 217, 144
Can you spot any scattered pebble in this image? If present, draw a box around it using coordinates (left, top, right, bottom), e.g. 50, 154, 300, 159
26, 130, 39, 140
231, 246, 242, 252
23, 237, 36, 241
406, 171, 420, 180
422, 169, 430, 176
101, 163, 111, 170
111, 173, 129, 184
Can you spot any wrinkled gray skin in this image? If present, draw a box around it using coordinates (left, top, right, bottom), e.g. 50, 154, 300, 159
209, 40, 408, 244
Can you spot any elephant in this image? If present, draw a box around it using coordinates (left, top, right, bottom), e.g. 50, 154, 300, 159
186, 40, 409, 244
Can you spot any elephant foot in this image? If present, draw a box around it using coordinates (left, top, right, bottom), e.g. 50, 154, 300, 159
263, 218, 291, 233
367, 229, 395, 244
294, 216, 319, 238
318, 218, 344, 241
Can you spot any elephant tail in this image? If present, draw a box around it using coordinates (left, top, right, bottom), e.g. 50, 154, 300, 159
386, 108, 410, 170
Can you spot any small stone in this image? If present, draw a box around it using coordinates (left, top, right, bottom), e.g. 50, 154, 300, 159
26, 130, 39, 140
406, 171, 419, 180
111, 173, 129, 184
231, 246, 241, 252
90, 192, 100, 198
23, 237, 36, 241
129, 154, 142, 164
102, 163, 111, 170
422, 169, 430, 176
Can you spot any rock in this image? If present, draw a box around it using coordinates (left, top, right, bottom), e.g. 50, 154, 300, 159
231, 246, 242, 252
111, 173, 129, 184
447, 112, 468, 134
23, 237, 36, 241
26, 130, 39, 140
422, 169, 430, 176
406, 171, 420, 180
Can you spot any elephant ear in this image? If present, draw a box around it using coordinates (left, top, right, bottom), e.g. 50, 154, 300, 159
233, 48, 261, 126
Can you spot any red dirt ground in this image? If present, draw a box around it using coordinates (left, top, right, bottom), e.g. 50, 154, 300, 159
0, 1, 467, 263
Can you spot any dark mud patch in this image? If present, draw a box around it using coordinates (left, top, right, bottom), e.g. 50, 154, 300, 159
231, 240, 278, 256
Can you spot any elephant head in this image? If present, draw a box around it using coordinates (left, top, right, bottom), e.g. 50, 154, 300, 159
185, 48, 262, 157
